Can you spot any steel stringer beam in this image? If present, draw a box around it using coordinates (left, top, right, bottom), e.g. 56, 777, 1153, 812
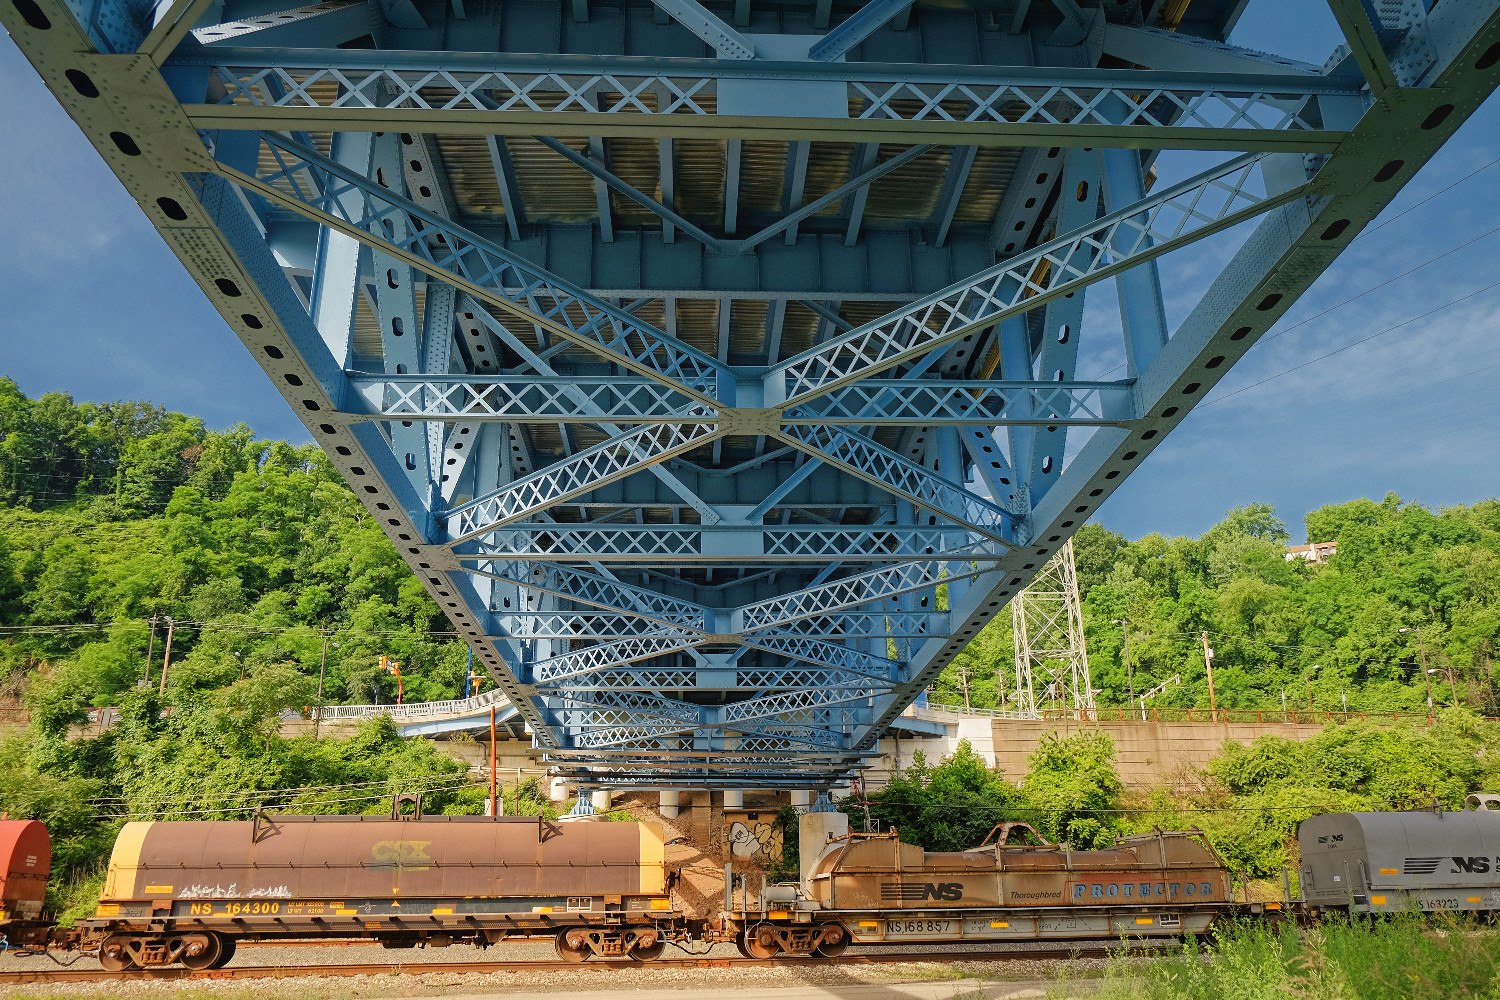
784, 379, 1137, 426
506, 612, 945, 639
530, 637, 716, 685
352, 376, 707, 422
355, 375, 1134, 428
841, 1, 1500, 756
736, 561, 948, 632
447, 421, 722, 540
465, 560, 711, 629
9, 0, 1500, 789
462, 523, 1009, 563
172, 51, 1360, 151
770, 153, 1298, 405
775, 424, 1015, 542
222, 133, 730, 401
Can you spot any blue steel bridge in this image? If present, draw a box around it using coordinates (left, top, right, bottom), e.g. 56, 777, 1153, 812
5, 0, 1498, 790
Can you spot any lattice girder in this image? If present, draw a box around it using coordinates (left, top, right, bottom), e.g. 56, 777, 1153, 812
7, 0, 1498, 787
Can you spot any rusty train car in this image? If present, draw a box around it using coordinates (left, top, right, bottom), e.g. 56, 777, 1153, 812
0, 820, 52, 949
81, 813, 682, 970
719, 823, 1239, 958
15, 804, 1500, 970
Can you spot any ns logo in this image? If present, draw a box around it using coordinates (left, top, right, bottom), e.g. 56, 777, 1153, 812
881, 882, 965, 902
1452, 856, 1493, 874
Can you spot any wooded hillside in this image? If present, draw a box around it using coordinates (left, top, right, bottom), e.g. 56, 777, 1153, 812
935, 498, 1500, 716
3, 377, 1498, 719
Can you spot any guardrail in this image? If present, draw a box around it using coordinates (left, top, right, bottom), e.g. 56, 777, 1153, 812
921, 703, 1495, 725
917, 703, 1033, 719
313, 688, 509, 721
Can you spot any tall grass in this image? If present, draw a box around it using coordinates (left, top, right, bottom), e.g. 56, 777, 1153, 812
1052, 916, 1500, 1000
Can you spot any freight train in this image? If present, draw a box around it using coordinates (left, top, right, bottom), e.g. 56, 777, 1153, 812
1, 801, 1497, 969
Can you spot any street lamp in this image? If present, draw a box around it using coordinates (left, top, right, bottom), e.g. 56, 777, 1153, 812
1429, 668, 1458, 707
1399, 627, 1433, 710
1111, 619, 1138, 719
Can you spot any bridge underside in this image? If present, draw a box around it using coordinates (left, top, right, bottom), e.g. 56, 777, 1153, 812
7, 0, 1499, 788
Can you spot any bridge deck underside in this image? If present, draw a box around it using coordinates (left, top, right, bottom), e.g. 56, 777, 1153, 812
6, 0, 1499, 788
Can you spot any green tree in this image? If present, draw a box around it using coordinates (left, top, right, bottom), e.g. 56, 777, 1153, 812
1017, 731, 1124, 848
845, 740, 1013, 851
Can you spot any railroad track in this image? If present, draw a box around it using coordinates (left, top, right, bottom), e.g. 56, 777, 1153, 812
0, 946, 1137, 984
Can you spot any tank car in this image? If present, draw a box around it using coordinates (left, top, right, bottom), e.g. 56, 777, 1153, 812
0, 820, 51, 948
1298, 808, 1500, 915
719, 820, 1234, 958
82, 813, 684, 970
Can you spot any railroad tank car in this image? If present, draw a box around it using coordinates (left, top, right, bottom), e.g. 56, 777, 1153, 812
0, 820, 51, 947
1299, 809, 1500, 915
720, 822, 1234, 958
82, 813, 683, 970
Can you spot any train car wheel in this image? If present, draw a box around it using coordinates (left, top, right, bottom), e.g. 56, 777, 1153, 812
734, 933, 753, 959
210, 938, 237, 969
629, 939, 666, 961
814, 928, 848, 958
742, 924, 781, 960
555, 928, 591, 964
98, 936, 139, 973
180, 934, 225, 971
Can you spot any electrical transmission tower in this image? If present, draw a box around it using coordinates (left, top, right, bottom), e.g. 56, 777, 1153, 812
1012, 539, 1095, 720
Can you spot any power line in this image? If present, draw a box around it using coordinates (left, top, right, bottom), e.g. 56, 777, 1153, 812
1080, 201, 1500, 384
1349, 154, 1500, 245
1203, 275, 1500, 407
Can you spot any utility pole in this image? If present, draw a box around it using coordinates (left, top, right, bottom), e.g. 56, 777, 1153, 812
157, 617, 176, 696
1304, 664, 1319, 711
314, 635, 335, 738
958, 663, 971, 709
1401, 627, 1433, 711
1200, 631, 1218, 718
142, 616, 158, 687
1113, 619, 1137, 719
489, 705, 500, 817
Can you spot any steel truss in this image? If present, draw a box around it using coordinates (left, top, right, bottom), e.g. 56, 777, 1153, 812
8, 0, 1498, 788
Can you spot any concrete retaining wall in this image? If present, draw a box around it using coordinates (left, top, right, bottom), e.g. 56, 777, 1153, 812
984, 718, 1331, 787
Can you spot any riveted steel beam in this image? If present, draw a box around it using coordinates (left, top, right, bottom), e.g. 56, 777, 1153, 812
771, 153, 1296, 405
175, 52, 1358, 150
220, 132, 730, 401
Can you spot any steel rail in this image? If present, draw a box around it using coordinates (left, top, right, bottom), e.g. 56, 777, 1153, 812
0, 943, 1157, 983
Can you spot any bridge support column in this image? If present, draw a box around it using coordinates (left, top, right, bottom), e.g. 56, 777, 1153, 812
591, 789, 613, 813
658, 789, 680, 819
549, 777, 571, 804
790, 790, 811, 811
722, 790, 744, 809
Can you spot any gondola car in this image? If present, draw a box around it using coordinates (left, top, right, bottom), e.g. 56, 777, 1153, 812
720, 822, 1235, 958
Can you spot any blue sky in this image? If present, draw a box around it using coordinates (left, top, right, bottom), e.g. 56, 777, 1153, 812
1, 0, 1497, 543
